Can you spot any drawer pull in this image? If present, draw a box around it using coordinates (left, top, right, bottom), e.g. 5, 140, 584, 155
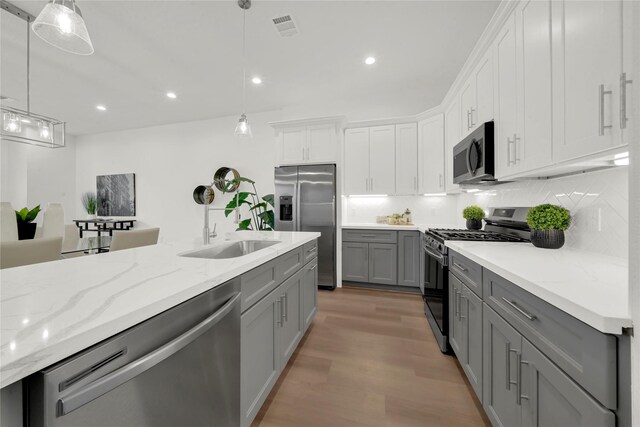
310, 264, 317, 271
453, 262, 468, 272
502, 297, 537, 321
360, 234, 378, 238
307, 247, 317, 254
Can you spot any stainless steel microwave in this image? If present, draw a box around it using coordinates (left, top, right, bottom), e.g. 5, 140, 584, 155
453, 121, 495, 185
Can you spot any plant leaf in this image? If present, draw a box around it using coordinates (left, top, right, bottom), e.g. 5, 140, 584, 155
25, 205, 41, 222
224, 195, 250, 217
262, 194, 274, 207
250, 202, 267, 211
236, 218, 252, 231
237, 176, 255, 185
258, 210, 274, 229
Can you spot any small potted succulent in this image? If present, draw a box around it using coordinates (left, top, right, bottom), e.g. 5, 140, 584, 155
526, 204, 571, 249
463, 205, 485, 230
81, 192, 97, 219
15, 205, 41, 240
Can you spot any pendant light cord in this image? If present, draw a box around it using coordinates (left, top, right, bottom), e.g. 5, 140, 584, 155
242, 8, 246, 114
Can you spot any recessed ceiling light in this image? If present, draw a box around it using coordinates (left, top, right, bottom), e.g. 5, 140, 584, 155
166, 92, 177, 99
251, 77, 262, 85
365, 56, 376, 65
96, 105, 106, 111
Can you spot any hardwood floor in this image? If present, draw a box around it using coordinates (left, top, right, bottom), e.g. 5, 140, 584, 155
253, 286, 490, 427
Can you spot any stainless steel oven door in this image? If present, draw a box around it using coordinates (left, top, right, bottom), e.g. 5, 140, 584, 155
422, 243, 449, 353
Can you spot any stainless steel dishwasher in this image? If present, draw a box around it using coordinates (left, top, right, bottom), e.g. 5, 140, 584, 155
26, 278, 241, 427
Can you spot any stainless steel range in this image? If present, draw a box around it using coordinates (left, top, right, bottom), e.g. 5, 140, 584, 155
421, 207, 531, 353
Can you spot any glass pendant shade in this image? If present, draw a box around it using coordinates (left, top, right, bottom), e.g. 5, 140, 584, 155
1, 107, 65, 148
32, 0, 94, 55
234, 113, 252, 138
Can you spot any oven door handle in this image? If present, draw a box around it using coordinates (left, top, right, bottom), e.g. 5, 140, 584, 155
423, 245, 446, 265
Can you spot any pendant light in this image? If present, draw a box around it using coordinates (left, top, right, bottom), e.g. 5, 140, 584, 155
1, 2, 65, 148
32, 0, 94, 55
234, 0, 252, 138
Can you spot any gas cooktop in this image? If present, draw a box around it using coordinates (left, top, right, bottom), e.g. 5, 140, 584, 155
426, 228, 529, 243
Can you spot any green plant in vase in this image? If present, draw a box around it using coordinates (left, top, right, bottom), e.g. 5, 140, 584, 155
526, 204, 571, 249
463, 205, 485, 230
15, 205, 41, 240
222, 177, 275, 231
81, 192, 97, 218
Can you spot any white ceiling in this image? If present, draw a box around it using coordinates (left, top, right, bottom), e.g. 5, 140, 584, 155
1, 0, 499, 135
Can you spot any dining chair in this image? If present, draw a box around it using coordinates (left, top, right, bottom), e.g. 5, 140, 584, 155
0, 202, 18, 242
109, 228, 160, 252
42, 203, 65, 239
0, 236, 63, 269
61, 224, 83, 258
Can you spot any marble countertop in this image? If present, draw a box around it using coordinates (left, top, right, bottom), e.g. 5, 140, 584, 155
0, 231, 320, 389
445, 241, 631, 334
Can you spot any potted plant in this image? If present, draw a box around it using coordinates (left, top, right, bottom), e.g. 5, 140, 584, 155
526, 204, 571, 249
15, 205, 41, 240
222, 176, 275, 230
463, 205, 485, 230
81, 192, 97, 219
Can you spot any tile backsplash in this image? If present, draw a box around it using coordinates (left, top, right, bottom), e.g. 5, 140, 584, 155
344, 166, 628, 259
456, 167, 629, 258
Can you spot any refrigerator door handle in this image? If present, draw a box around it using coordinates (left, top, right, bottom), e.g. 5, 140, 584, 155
295, 181, 301, 231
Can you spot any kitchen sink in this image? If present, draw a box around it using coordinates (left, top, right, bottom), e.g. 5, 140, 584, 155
180, 240, 281, 259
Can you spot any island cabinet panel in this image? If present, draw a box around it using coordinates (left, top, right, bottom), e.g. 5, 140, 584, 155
241, 288, 282, 427
462, 285, 483, 401
302, 258, 319, 332
241, 240, 318, 427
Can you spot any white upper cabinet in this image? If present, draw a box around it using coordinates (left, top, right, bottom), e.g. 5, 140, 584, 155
344, 128, 370, 195
271, 117, 344, 165
460, 50, 494, 138
552, 0, 624, 162
495, 1, 553, 178
395, 123, 418, 195
369, 125, 396, 195
418, 115, 445, 194
444, 100, 460, 192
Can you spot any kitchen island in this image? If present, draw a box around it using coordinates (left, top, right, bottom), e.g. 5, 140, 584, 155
0, 231, 320, 426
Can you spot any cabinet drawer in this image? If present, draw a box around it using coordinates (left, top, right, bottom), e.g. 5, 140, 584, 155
276, 246, 304, 283
241, 259, 278, 313
483, 269, 617, 408
303, 240, 318, 263
449, 251, 482, 297
342, 229, 397, 243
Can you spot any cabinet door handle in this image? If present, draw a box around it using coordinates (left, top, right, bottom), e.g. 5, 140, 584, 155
370, 178, 374, 192
284, 294, 288, 322
505, 342, 511, 390
621, 72, 633, 129
276, 297, 283, 327
507, 136, 514, 166
507, 346, 519, 391
470, 107, 476, 127
455, 290, 461, 319
466, 110, 471, 130
439, 174, 443, 188
513, 134, 520, 163
414, 176, 417, 191
453, 262, 467, 272
459, 294, 466, 320
518, 356, 529, 405
599, 84, 613, 136
501, 297, 537, 321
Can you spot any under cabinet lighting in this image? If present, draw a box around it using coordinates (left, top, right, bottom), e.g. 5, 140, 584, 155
423, 193, 447, 197
464, 189, 480, 193
348, 194, 388, 198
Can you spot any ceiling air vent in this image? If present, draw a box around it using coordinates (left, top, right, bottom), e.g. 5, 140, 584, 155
272, 14, 298, 37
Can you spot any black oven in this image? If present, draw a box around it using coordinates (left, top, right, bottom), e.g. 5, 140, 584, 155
453, 121, 495, 185
421, 235, 449, 353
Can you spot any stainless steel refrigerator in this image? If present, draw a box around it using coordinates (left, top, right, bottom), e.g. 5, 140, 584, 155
275, 164, 336, 289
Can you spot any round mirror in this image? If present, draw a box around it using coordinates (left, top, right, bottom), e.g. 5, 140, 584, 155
213, 167, 240, 192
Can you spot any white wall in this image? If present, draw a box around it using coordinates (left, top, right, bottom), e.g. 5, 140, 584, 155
74, 110, 283, 242
0, 137, 76, 224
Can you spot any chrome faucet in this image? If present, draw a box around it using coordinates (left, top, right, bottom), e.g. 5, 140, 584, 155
203, 188, 240, 245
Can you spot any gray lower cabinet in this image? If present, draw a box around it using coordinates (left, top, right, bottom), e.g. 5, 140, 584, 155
241, 243, 318, 427
342, 242, 369, 282
368, 243, 397, 285
449, 272, 482, 401
483, 304, 615, 427
397, 231, 420, 287
302, 258, 318, 331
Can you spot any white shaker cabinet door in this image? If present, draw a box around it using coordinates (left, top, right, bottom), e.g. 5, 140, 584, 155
494, 13, 518, 179
307, 124, 337, 163
444, 100, 460, 192
460, 78, 476, 138
344, 128, 370, 195
475, 50, 494, 127
395, 123, 418, 195
369, 125, 396, 195
418, 115, 445, 194
280, 127, 306, 164
514, 0, 553, 174
553, 0, 622, 162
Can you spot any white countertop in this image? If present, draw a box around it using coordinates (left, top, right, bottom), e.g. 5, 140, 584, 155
341, 223, 458, 233
445, 241, 631, 334
0, 231, 319, 389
